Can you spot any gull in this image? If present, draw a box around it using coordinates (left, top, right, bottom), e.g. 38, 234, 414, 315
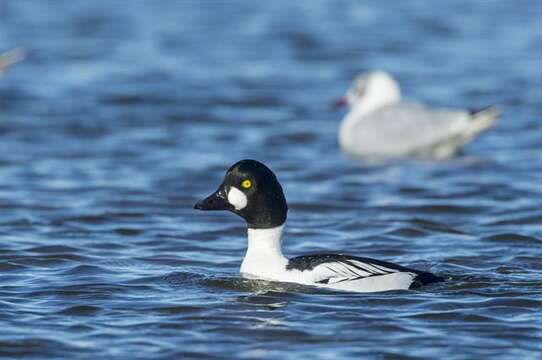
335, 70, 501, 159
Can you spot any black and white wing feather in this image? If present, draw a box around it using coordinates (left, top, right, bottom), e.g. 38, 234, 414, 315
287, 254, 441, 287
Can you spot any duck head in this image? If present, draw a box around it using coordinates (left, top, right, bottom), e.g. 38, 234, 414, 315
195, 159, 288, 229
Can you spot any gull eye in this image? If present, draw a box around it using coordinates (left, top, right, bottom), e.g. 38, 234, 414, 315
241, 179, 252, 189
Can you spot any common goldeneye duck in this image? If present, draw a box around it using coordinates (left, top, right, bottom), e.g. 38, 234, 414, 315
335, 70, 501, 159
195, 159, 443, 293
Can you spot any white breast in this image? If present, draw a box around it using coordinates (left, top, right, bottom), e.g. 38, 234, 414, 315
240, 226, 289, 280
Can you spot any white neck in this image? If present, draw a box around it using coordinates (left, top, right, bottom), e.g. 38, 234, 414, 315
240, 225, 288, 280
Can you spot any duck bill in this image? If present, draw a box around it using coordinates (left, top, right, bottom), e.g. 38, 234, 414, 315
333, 96, 347, 109
194, 187, 232, 211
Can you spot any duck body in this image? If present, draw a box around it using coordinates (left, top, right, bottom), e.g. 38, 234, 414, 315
337, 70, 500, 159
240, 225, 441, 293
195, 159, 443, 293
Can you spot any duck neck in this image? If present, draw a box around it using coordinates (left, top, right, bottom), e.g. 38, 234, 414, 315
240, 224, 288, 279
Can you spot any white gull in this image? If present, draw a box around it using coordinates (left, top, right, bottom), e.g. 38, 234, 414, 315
336, 70, 501, 159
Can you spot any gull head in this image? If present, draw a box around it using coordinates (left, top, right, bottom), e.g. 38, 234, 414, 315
336, 70, 401, 110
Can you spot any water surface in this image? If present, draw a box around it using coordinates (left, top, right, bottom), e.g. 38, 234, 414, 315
0, 1, 541, 359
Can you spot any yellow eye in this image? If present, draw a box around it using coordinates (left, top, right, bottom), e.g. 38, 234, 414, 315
241, 179, 252, 189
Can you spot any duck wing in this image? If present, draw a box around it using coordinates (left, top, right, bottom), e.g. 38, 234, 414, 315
287, 254, 420, 285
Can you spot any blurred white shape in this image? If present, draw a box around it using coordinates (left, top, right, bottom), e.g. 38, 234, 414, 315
0, 47, 26, 73
336, 70, 501, 159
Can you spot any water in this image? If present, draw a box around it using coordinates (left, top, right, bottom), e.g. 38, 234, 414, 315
0, 1, 541, 358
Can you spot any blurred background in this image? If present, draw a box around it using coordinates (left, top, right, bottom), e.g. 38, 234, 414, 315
0, 1, 541, 359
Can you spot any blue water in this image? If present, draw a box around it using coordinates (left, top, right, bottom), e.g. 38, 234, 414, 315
0, 1, 541, 359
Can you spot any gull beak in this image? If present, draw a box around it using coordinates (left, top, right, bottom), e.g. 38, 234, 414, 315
333, 96, 347, 109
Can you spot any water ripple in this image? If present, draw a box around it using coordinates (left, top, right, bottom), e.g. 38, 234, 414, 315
0, 0, 541, 359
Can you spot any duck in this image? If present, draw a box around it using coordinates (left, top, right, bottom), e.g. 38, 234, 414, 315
194, 159, 443, 293
335, 70, 501, 159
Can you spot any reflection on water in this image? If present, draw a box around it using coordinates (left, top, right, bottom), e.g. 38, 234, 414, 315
0, 0, 542, 359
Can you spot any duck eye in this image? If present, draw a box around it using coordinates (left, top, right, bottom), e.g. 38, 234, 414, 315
241, 179, 252, 189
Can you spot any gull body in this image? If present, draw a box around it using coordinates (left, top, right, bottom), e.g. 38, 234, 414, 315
337, 70, 500, 159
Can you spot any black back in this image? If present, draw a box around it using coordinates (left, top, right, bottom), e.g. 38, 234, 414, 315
286, 254, 416, 273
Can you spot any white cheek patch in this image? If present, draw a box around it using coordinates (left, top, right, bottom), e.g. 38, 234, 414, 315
227, 186, 248, 210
